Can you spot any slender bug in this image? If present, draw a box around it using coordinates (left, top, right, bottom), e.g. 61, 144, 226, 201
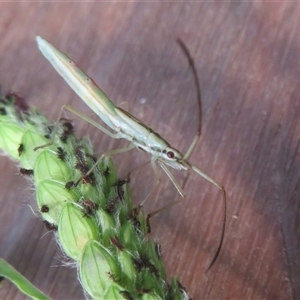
35, 36, 227, 271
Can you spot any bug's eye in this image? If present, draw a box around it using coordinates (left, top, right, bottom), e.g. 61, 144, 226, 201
167, 151, 175, 159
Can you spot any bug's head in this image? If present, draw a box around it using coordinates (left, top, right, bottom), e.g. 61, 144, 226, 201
160, 147, 187, 170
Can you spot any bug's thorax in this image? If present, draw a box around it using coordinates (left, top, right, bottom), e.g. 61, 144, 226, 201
112, 107, 187, 168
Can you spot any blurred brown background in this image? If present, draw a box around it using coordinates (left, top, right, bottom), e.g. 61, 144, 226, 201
0, 2, 299, 299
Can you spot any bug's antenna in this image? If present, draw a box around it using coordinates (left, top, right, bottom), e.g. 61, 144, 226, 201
176, 37, 202, 159
177, 38, 226, 272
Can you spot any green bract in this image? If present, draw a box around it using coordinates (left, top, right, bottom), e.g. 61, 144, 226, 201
37, 179, 76, 224
58, 203, 98, 260
0, 123, 25, 159
34, 149, 71, 183
80, 240, 121, 298
0, 91, 189, 299
20, 131, 49, 169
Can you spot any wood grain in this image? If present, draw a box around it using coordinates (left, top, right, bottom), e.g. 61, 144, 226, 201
0, 2, 299, 299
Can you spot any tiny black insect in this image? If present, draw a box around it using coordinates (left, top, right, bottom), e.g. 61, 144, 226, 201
82, 199, 98, 216
65, 181, 75, 189
60, 121, 74, 143
20, 168, 34, 176
110, 236, 124, 251
41, 205, 49, 213
119, 291, 134, 300
56, 146, 66, 160
18, 144, 24, 156
0, 107, 6, 115
6, 93, 29, 121
43, 220, 58, 231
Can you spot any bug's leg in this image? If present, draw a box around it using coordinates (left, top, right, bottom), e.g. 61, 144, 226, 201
34, 104, 120, 151
75, 143, 136, 186
189, 163, 227, 272
131, 161, 184, 207
34, 104, 66, 151
158, 162, 185, 197
64, 105, 120, 138
139, 157, 161, 206
125, 160, 151, 180
123, 160, 159, 208
146, 199, 182, 220
148, 160, 227, 271
144, 161, 186, 209
145, 163, 186, 226
144, 162, 187, 231
131, 160, 150, 173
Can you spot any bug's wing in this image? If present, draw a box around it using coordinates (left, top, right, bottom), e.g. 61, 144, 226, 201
36, 36, 117, 129
115, 107, 170, 151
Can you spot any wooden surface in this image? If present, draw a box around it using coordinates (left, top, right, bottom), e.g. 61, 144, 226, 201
0, 3, 299, 299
